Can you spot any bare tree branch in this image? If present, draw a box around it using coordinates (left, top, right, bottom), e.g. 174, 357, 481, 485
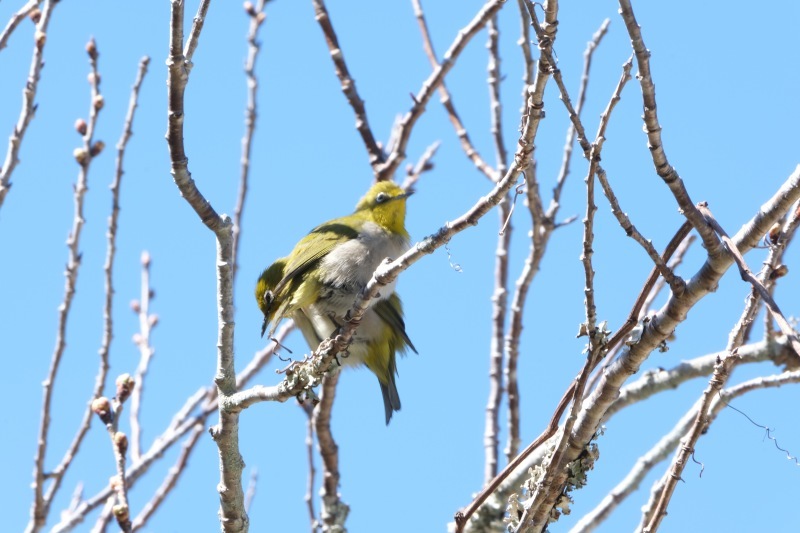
412, 0, 496, 181
301, 403, 319, 533
26, 38, 104, 533
400, 140, 439, 192
0, 0, 58, 212
0, 0, 40, 52
311, 0, 384, 171
313, 372, 347, 531
167, 1, 245, 531
617, 0, 721, 253
483, 13, 511, 485
574, 363, 800, 533
641, 204, 800, 531
377, 0, 507, 181
233, 0, 268, 285
547, 18, 609, 216
130, 251, 157, 462
131, 423, 205, 532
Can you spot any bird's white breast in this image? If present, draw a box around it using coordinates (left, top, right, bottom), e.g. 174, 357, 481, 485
316, 221, 409, 316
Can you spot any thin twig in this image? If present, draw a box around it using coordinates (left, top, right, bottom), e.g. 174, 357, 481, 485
483, 13, 510, 486
92, 375, 136, 532
617, 0, 721, 253
0, 0, 58, 212
699, 204, 800, 358
43, 54, 149, 533
642, 253, 773, 532
400, 140, 440, 192
547, 18, 610, 217
587, 233, 695, 394
131, 423, 205, 531
0, 0, 40, 52
574, 365, 800, 533
761, 201, 800, 343
183, 0, 211, 67
233, 0, 268, 285
301, 403, 319, 532
26, 37, 103, 533
311, 0, 384, 170
412, 0, 496, 180
130, 251, 157, 462
377, 0, 507, 182
244, 468, 259, 514
54, 324, 294, 531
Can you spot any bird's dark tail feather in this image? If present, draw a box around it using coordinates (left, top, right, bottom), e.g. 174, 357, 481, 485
379, 376, 401, 425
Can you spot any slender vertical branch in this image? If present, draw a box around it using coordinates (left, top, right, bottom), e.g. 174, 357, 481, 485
313, 372, 348, 532
27, 38, 104, 533
483, 13, 510, 485
547, 19, 609, 216
503, 17, 609, 464
0, 0, 58, 212
130, 252, 157, 462
452, 2, 558, 529
233, 0, 268, 284
167, 1, 245, 531
90, 375, 137, 533
183, 0, 211, 67
41, 54, 150, 528
243, 469, 259, 514
301, 403, 319, 533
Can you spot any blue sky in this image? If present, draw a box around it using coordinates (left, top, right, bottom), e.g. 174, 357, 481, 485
2, 1, 799, 532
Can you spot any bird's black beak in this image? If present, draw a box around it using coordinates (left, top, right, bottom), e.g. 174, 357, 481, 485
261, 316, 268, 338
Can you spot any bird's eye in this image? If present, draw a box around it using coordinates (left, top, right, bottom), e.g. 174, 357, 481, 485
375, 192, 389, 204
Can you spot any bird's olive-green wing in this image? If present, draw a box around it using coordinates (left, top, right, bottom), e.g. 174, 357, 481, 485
272, 222, 360, 296
374, 295, 417, 354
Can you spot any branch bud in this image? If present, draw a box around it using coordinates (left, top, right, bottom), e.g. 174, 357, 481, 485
112, 504, 130, 521
85, 38, 98, 60
114, 432, 129, 457
90, 140, 105, 157
74, 118, 87, 135
768, 222, 782, 245
91, 397, 113, 425
115, 373, 135, 403
769, 264, 788, 280
73, 148, 88, 165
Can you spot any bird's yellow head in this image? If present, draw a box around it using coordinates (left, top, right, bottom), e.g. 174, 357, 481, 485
255, 257, 286, 336
354, 181, 411, 238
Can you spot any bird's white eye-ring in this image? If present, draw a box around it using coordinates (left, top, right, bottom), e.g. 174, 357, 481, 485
375, 192, 390, 204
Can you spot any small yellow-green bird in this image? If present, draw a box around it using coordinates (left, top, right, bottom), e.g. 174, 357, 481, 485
256, 181, 417, 424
